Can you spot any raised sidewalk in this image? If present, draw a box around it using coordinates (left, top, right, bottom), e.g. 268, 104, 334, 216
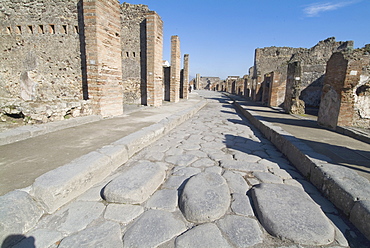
227, 93, 370, 240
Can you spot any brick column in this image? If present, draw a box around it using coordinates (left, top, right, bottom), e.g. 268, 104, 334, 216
170, 35, 181, 102
146, 11, 163, 106
195, 74, 200, 90
83, 0, 123, 117
182, 54, 189, 99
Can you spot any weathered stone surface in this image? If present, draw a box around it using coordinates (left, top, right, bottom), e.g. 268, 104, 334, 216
145, 189, 178, 212
205, 166, 223, 174
13, 229, 62, 248
30, 151, 112, 213
179, 172, 231, 223
103, 161, 167, 204
165, 154, 198, 166
191, 157, 215, 167
251, 183, 335, 245
172, 166, 201, 177
222, 170, 250, 194
175, 223, 232, 248
58, 221, 123, 248
350, 200, 370, 240
233, 152, 261, 162
217, 215, 263, 247
220, 159, 268, 172
36, 201, 105, 234
253, 171, 283, 184
104, 204, 144, 225
231, 193, 255, 217
0, 191, 44, 246
123, 210, 186, 248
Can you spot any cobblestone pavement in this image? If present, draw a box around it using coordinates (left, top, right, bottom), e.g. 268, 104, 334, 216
8, 91, 369, 248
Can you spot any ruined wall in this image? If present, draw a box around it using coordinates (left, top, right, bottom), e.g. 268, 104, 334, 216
252, 46, 303, 101
170, 35, 180, 102
0, 0, 91, 123
120, 3, 150, 104
318, 47, 370, 128
285, 37, 353, 114
268, 65, 288, 107
199, 77, 220, 90
181, 54, 190, 99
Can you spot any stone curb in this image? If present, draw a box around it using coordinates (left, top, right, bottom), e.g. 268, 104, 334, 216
0, 99, 207, 241
229, 96, 370, 240
0, 115, 103, 146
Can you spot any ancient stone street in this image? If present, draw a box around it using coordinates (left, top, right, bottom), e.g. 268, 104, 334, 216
4, 91, 368, 247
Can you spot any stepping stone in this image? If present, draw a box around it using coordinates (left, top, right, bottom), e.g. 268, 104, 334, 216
251, 183, 335, 245
123, 209, 186, 248
220, 160, 268, 172
175, 223, 232, 248
104, 204, 144, 224
179, 172, 231, 223
217, 215, 263, 247
58, 221, 122, 248
0, 191, 44, 246
102, 161, 167, 204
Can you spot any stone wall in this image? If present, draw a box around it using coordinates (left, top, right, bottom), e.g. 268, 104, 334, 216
120, 3, 150, 104
318, 46, 370, 128
268, 65, 288, 107
0, 0, 91, 123
181, 54, 190, 99
284, 37, 353, 114
170, 35, 180, 102
252, 46, 303, 101
199, 77, 220, 90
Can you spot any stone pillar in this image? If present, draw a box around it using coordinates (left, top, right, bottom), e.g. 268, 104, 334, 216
83, 0, 123, 117
182, 54, 190, 99
170, 35, 181, 102
145, 11, 163, 106
196, 73, 200, 90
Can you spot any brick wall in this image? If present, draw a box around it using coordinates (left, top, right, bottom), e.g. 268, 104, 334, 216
83, 0, 123, 117
170, 35, 181, 102
146, 12, 163, 106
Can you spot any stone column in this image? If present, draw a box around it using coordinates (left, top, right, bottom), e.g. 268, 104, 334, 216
83, 0, 123, 117
195, 73, 200, 90
182, 54, 190, 99
170, 35, 181, 102
146, 11, 163, 106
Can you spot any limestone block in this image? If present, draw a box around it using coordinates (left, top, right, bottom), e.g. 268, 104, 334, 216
179, 172, 231, 223
123, 210, 186, 248
0, 191, 44, 246
175, 223, 231, 248
58, 221, 123, 248
350, 200, 370, 240
30, 151, 112, 213
102, 161, 167, 204
104, 204, 144, 225
251, 183, 335, 245
216, 215, 263, 247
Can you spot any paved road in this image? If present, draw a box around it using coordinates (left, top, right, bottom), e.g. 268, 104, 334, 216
5, 91, 368, 247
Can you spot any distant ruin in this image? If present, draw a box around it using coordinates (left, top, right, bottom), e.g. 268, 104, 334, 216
210, 38, 369, 129
0, 0, 190, 125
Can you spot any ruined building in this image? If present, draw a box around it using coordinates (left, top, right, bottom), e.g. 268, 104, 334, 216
0, 0, 190, 124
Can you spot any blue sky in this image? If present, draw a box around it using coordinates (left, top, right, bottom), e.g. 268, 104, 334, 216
120, 0, 370, 79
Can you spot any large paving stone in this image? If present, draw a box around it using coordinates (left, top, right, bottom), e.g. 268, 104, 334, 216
222, 170, 250, 194
36, 201, 105, 234
58, 221, 123, 248
123, 209, 186, 248
145, 189, 178, 212
231, 193, 255, 217
220, 159, 268, 172
217, 215, 263, 247
251, 183, 335, 245
165, 154, 198, 166
175, 223, 232, 248
104, 204, 144, 225
179, 172, 231, 223
13, 229, 62, 248
0, 191, 44, 246
103, 161, 167, 204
